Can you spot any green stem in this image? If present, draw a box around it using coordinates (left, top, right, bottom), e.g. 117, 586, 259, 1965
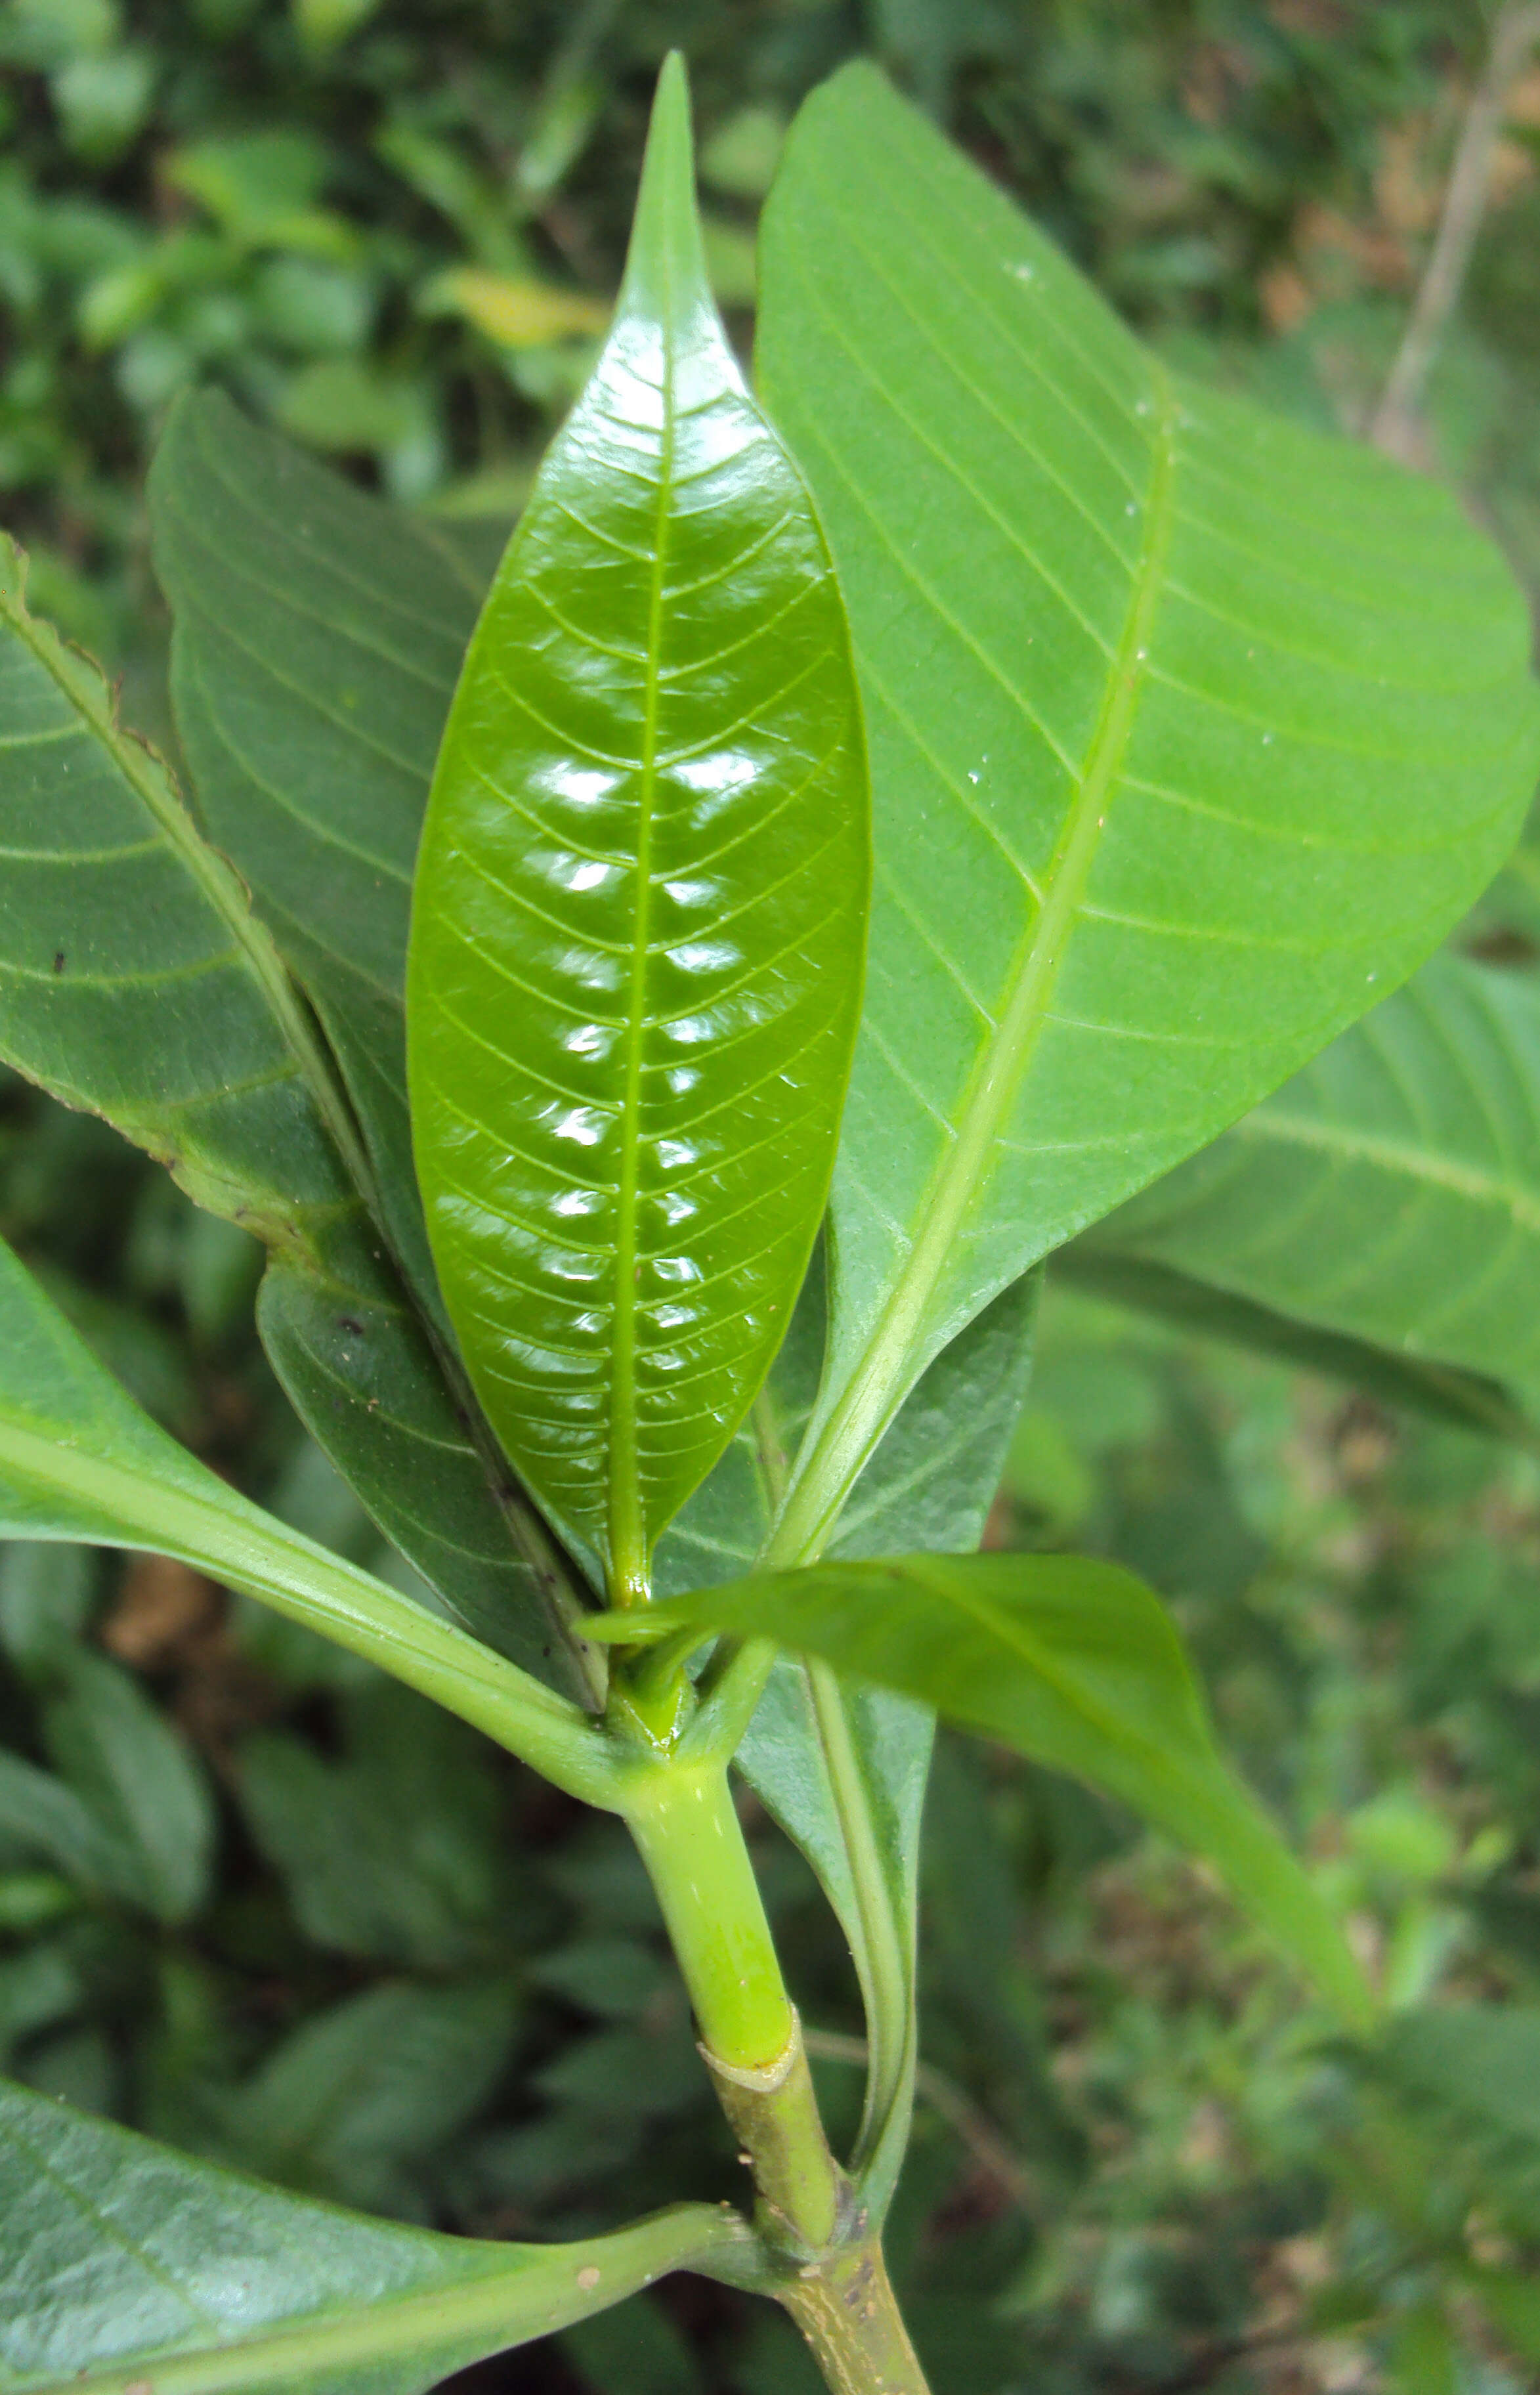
779, 2239, 932, 2395
623, 1759, 798, 2077
619, 1748, 935, 2390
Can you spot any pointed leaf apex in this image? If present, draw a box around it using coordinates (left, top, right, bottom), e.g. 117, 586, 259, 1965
620, 50, 716, 334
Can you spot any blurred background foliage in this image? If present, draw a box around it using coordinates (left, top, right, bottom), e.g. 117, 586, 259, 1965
3, 1, 1540, 2390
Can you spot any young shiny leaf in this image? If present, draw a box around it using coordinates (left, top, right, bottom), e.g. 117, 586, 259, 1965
597, 1552, 1375, 2031
0, 1230, 617, 1805
1075, 951, 1540, 1410
407, 56, 868, 1598
756, 64, 1540, 1564
0, 2076, 759, 2395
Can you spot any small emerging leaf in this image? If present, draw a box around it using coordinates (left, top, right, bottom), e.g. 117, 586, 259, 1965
407, 56, 868, 1599
597, 1551, 1375, 2029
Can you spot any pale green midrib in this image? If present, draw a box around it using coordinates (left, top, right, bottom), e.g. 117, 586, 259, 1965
0, 548, 380, 1234
0, 1412, 600, 1773
767, 369, 1180, 1568
803, 1658, 915, 2188
1234, 1106, 1540, 1236
7, 2211, 747, 2395
607, 290, 677, 1608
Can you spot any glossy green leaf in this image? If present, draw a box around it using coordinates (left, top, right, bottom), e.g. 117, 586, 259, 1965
149, 387, 484, 1308
0, 1228, 618, 1806
756, 63, 1540, 1563
0, 534, 358, 1253
407, 56, 868, 1597
599, 1552, 1375, 2029
1074, 952, 1540, 1413
0, 2075, 759, 2395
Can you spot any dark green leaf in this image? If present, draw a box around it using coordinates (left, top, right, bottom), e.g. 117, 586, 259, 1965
406, 56, 867, 1596
0, 1752, 121, 1897
1075, 953, 1540, 1416
221, 1978, 520, 2217
234, 1680, 503, 1970
257, 1228, 601, 1694
0, 2075, 759, 2395
756, 63, 1540, 1561
41, 1648, 213, 1924
149, 386, 482, 1307
601, 1552, 1373, 2029
0, 1228, 618, 1805
0, 534, 358, 1254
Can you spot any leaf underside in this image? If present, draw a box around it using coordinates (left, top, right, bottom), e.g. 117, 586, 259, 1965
0, 2074, 754, 2395
1078, 950, 1540, 1413
408, 58, 867, 1589
756, 63, 1540, 1536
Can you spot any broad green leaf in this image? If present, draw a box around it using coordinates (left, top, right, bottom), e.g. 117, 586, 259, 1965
0, 1229, 618, 1806
0, 535, 361, 1252
756, 63, 1540, 1561
600, 1553, 1374, 2029
149, 386, 484, 1307
1056, 1248, 1539, 1447
0, 2076, 759, 2395
1074, 953, 1540, 1414
407, 56, 868, 1597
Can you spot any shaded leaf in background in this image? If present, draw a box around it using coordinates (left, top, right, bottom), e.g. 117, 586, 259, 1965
756, 63, 1540, 1559
604, 1552, 1373, 2029
234, 1679, 504, 1971
1075, 953, 1540, 1413
407, 56, 867, 1594
0, 2074, 758, 2395
220, 1977, 520, 2218
39, 1647, 213, 1925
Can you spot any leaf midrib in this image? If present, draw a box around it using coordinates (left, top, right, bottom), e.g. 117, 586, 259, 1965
609, 290, 676, 1605
769, 368, 1179, 1564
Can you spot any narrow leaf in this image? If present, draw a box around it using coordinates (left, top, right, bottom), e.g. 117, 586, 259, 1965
600, 1552, 1374, 2029
1076, 951, 1540, 1411
0, 1230, 616, 1804
407, 55, 868, 1596
756, 63, 1540, 1559
0, 2076, 759, 2395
